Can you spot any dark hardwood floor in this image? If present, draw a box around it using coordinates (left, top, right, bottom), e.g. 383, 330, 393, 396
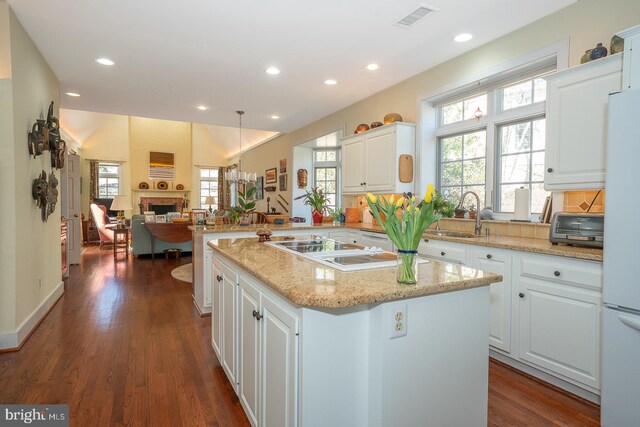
0, 246, 600, 426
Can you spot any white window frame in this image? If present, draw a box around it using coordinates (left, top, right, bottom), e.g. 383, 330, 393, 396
313, 148, 341, 210
97, 162, 120, 198
417, 41, 568, 218
198, 167, 219, 211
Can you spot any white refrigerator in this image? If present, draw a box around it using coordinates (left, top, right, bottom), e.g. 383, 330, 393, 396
601, 89, 640, 426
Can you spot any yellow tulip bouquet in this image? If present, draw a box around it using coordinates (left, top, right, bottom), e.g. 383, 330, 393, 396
365, 184, 441, 284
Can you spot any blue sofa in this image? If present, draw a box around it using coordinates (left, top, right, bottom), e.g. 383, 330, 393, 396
130, 215, 192, 256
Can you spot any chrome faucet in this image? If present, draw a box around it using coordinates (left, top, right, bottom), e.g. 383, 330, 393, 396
460, 191, 482, 235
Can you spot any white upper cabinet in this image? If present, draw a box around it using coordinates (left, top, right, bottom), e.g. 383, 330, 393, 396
341, 122, 415, 195
544, 54, 622, 190
617, 24, 640, 91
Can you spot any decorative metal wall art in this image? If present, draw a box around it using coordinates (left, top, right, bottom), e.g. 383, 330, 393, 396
32, 170, 58, 222
27, 101, 66, 169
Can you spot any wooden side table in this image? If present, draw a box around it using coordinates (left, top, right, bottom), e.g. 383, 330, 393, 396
113, 227, 130, 259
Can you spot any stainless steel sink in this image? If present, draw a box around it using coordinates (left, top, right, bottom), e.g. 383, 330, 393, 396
424, 231, 479, 239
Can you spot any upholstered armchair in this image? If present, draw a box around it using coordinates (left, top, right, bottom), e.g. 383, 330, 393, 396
90, 203, 116, 249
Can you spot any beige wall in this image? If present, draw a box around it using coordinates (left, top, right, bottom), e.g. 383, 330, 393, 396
74, 115, 229, 216
0, 1, 15, 334
1, 4, 61, 333
129, 117, 192, 196
240, 0, 640, 210
79, 114, 130, 216
191, 123, 227, 207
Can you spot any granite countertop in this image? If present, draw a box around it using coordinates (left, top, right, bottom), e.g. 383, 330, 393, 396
192, 222, 603, 262
420, 233, 603, 262
207, 237, 501, 309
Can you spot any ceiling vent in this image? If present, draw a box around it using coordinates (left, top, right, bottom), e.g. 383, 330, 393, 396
394, 4, 438, 28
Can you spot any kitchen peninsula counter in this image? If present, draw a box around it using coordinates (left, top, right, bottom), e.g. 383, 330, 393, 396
207, 237, 501, 308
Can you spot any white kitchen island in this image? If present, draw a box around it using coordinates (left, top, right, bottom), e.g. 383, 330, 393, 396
208, 237, 501, 427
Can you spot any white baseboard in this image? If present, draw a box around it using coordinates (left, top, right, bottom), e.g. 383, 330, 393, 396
0, 281, 64, 350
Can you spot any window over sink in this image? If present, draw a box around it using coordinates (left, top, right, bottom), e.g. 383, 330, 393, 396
435, 68, 552, 215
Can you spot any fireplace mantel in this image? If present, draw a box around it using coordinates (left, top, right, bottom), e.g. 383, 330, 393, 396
133, 190, 191, 214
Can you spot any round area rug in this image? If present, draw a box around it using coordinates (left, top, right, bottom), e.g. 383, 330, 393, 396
171, 263, 192, 283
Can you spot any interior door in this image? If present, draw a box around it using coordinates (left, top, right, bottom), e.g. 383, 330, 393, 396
66, 153, 81, 265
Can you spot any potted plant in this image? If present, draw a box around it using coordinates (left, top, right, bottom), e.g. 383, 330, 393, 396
301, 187, 327, 225
328, 207, 344, 225
231, 186, 257, 225
468, 203, 477, 219
454, 206, 468, 219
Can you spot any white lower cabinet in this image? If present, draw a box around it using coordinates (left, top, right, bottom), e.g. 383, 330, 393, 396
516, 254, 602, 391
215, 257, 299, 427
360, 231, 394, 251
212, 257, 239, 392
469, 249, 512, 354
417, 238, 467, 264
418, 238, 603, 397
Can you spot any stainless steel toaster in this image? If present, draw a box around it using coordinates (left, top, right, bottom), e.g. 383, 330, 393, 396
549, 212, 604, 248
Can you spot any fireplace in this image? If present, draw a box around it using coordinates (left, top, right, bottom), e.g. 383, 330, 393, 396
148, 204, 178, 215
139, 197, 184, 214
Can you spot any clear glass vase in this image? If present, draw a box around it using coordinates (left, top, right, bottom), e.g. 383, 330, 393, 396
396, 250, 418, 284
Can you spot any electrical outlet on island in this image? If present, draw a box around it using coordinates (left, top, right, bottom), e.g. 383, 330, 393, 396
390, 305, 407, 339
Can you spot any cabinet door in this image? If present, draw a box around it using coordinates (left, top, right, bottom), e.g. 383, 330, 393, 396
544, 56, 622, 189
204, 250, 213, 307
211, 259, 223, 359
518, 277, 600, 389
239, 277, 261, 427
342, 138, 365, 193
470, 250, 512, 353
221, 266, 239, 390
417, 239, 467, 264
261, 295, 298, 427
364, 130, 395, 192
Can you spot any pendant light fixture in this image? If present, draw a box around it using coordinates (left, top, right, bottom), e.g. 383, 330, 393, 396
225, 110, 257, 184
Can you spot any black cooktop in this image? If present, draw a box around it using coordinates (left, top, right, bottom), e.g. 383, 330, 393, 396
276, 240, 361, 254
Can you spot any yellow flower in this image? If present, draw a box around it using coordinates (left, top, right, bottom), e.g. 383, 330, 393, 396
424, 184, 435, 203
389, 194, 395, 205
366, 193, 377, 203
395, 197, 404, 207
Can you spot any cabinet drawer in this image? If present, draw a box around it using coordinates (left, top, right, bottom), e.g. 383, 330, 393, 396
418, 240, 466, 264
520, 255, 602, 290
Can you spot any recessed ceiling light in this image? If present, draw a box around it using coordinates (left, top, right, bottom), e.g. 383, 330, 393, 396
270, 115, 280, 120
366, 63, 379, 71
454, 33, 473, 43
65, 92, 81, 97
196, 105, 209, 111
324, 79, 337, 85
266, 67, 280, 75
95, 58, 115, 66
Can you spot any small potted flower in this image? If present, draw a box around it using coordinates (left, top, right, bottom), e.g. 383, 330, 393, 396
365, 185, 442, 284
301, 187, 327, 225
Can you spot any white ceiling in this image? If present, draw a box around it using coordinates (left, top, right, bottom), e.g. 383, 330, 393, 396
8, 0, 575, 136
